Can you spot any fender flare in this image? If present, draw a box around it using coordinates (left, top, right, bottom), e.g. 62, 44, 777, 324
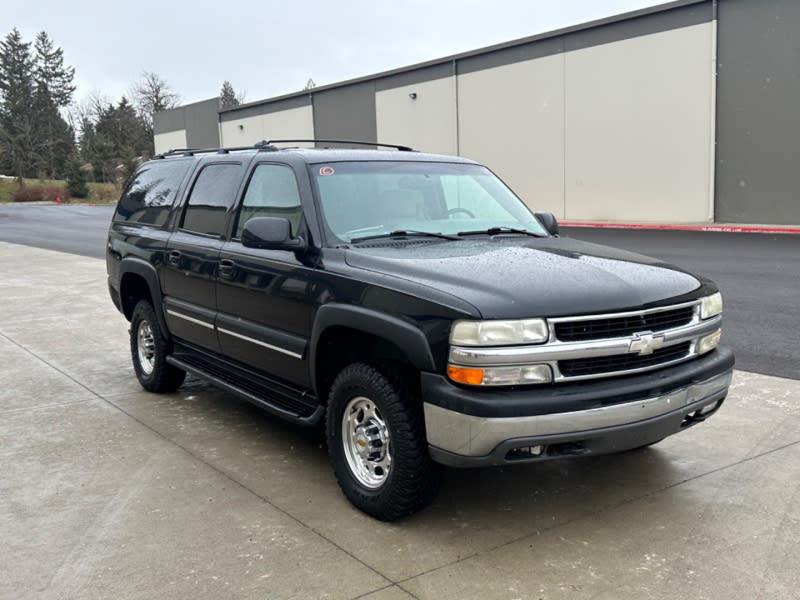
119, 257, 170, 338
309, 304, 437, 392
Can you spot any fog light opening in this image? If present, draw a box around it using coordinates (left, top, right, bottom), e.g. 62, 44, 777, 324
697, 329, 722, 355
698, 400, 721, 416
506, 445, 545, 461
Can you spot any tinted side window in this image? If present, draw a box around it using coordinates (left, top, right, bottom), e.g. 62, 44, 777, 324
114, 159, 190, 226
235, 164, 303, 238
181, 164, 242, 236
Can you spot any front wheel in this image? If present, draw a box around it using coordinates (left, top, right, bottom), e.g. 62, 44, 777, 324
326, 363, 441, 521
130, 300, 185, 393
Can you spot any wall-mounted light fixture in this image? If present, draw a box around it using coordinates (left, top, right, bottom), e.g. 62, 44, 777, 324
238, 124, 244, 131
409, 92, 417, 100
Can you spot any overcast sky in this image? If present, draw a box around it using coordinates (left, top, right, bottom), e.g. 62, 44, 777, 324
6, 0, 664, 108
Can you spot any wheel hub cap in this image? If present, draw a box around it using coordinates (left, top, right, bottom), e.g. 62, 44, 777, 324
342, 396, 391, 489
136, 320, 156, 375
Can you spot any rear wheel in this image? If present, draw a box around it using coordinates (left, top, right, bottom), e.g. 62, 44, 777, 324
326, 362, 441, 521
130, 300, 185, 393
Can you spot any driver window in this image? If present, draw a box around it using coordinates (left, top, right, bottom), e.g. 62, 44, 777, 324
235, 164, 303, 238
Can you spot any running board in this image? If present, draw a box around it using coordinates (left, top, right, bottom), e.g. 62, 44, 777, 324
167, 348, 323, 427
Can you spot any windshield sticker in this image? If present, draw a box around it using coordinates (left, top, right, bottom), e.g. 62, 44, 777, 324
319, 166, 335, 176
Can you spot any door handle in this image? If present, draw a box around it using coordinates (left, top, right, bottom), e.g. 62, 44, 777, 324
168, 250, 182, 266
218, 258, 236, 279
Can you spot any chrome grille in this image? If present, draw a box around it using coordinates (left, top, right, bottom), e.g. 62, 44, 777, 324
448, 299, 722, 383
559, 342, 692, 377
554, 306, 694, 342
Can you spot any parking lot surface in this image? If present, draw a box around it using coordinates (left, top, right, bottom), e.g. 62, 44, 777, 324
1, 241, 799, 600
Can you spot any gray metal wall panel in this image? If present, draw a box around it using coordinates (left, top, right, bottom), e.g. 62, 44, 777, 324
563, 2, 711, 51
183, 98, 221, 148
375, 63, 454, 92
458, 2, 710, 75
458, 38, 563, 75
312, 82, 377, 146
153, 106, 186, 135
715, 0, 800, 224
219, 95, 312, 121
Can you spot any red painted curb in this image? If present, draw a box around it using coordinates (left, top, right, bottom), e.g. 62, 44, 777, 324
560, 222, 800, 235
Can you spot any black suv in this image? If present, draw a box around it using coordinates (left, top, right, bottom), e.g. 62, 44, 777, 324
107, 140, 734, 520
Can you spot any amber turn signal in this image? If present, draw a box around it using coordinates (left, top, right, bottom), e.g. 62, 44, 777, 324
447, 365, 484, 385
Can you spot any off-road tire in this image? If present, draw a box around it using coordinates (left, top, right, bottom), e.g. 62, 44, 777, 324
130, 300, 185, 393
326, 362, 442, 521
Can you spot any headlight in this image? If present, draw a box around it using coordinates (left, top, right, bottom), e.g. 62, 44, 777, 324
450, 319, 548, 346
700, 292, 723, 320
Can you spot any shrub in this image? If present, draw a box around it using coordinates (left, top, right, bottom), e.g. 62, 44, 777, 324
66, 153, 89, 199
12, 186, 69, 203
92, 187, 118, 203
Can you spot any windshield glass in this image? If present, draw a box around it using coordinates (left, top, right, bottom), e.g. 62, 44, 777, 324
311, 161, 547, 243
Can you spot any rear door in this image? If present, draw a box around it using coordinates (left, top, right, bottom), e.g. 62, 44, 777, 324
162, 161, 246, 351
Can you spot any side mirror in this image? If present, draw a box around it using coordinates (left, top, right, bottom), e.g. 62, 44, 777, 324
241, 217, 307, 252
535, 212, 559, 236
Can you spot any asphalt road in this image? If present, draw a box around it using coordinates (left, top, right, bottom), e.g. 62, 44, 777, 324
0, 205, 796, 379
0, 204, 113, 259
562, 227, 799, 381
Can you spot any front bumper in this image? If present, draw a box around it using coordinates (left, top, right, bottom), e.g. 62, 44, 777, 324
422, 347, 734, 467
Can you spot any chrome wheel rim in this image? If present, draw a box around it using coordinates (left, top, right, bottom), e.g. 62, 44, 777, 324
136, 320, 156, 375
342, 396, 391, 489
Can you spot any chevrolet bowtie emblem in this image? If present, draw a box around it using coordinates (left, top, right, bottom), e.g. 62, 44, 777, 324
628, 331, 665, 355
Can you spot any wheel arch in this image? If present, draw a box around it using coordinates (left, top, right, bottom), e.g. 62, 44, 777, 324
119, 257, 170, 338
310, 304, 437, 403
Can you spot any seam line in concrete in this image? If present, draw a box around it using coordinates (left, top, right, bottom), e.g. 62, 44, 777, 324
0, 399, 89, 416
0, 329, 395, 594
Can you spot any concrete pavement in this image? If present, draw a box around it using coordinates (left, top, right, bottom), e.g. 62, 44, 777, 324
1, 241, 799, 600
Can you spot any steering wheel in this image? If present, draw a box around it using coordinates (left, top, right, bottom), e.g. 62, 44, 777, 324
445, 207, 475, 218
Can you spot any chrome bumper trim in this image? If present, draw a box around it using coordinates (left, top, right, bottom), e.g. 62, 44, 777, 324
423, 371, 732, 457
449, 315, 721, 366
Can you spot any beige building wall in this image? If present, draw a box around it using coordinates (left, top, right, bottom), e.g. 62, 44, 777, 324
457, 56, 566, 218
564, 22, 714, 223
375, 77, 457, 155
219, 105, 315, 147
153, 129, 188, 154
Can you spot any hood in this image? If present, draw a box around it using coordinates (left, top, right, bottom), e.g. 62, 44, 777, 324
343, 236, 711, 319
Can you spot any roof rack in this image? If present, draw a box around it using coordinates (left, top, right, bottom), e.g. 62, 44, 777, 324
153, 139, 415, 159
257, 139, 415, 152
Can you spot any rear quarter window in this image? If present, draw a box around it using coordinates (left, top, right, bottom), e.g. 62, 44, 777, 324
114, 159, 192, 226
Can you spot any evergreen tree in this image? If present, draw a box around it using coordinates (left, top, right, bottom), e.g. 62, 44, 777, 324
33, 31, 75, 107
0, 29, 75, 179
65, 151, 88, 198
0, 28, 35, 180
32, 31, 75, 178
84, 97, 150, 183
219, 80, 241, 109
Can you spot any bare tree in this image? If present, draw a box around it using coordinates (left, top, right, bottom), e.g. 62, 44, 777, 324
130, 71, 180, 137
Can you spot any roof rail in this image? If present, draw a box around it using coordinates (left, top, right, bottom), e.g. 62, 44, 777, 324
153, 139, 414, 159
258, 139, 415, 152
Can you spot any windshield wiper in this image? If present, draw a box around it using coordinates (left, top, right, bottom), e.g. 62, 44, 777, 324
457, 227, 546, 238
351, 230, 460, 243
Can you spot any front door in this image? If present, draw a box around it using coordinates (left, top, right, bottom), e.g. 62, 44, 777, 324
216, 163, 316, 388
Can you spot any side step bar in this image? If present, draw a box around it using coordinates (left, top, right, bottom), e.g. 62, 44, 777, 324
167, 348, 324, 427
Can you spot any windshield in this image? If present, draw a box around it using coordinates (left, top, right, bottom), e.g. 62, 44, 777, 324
311, 161, 547, 243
